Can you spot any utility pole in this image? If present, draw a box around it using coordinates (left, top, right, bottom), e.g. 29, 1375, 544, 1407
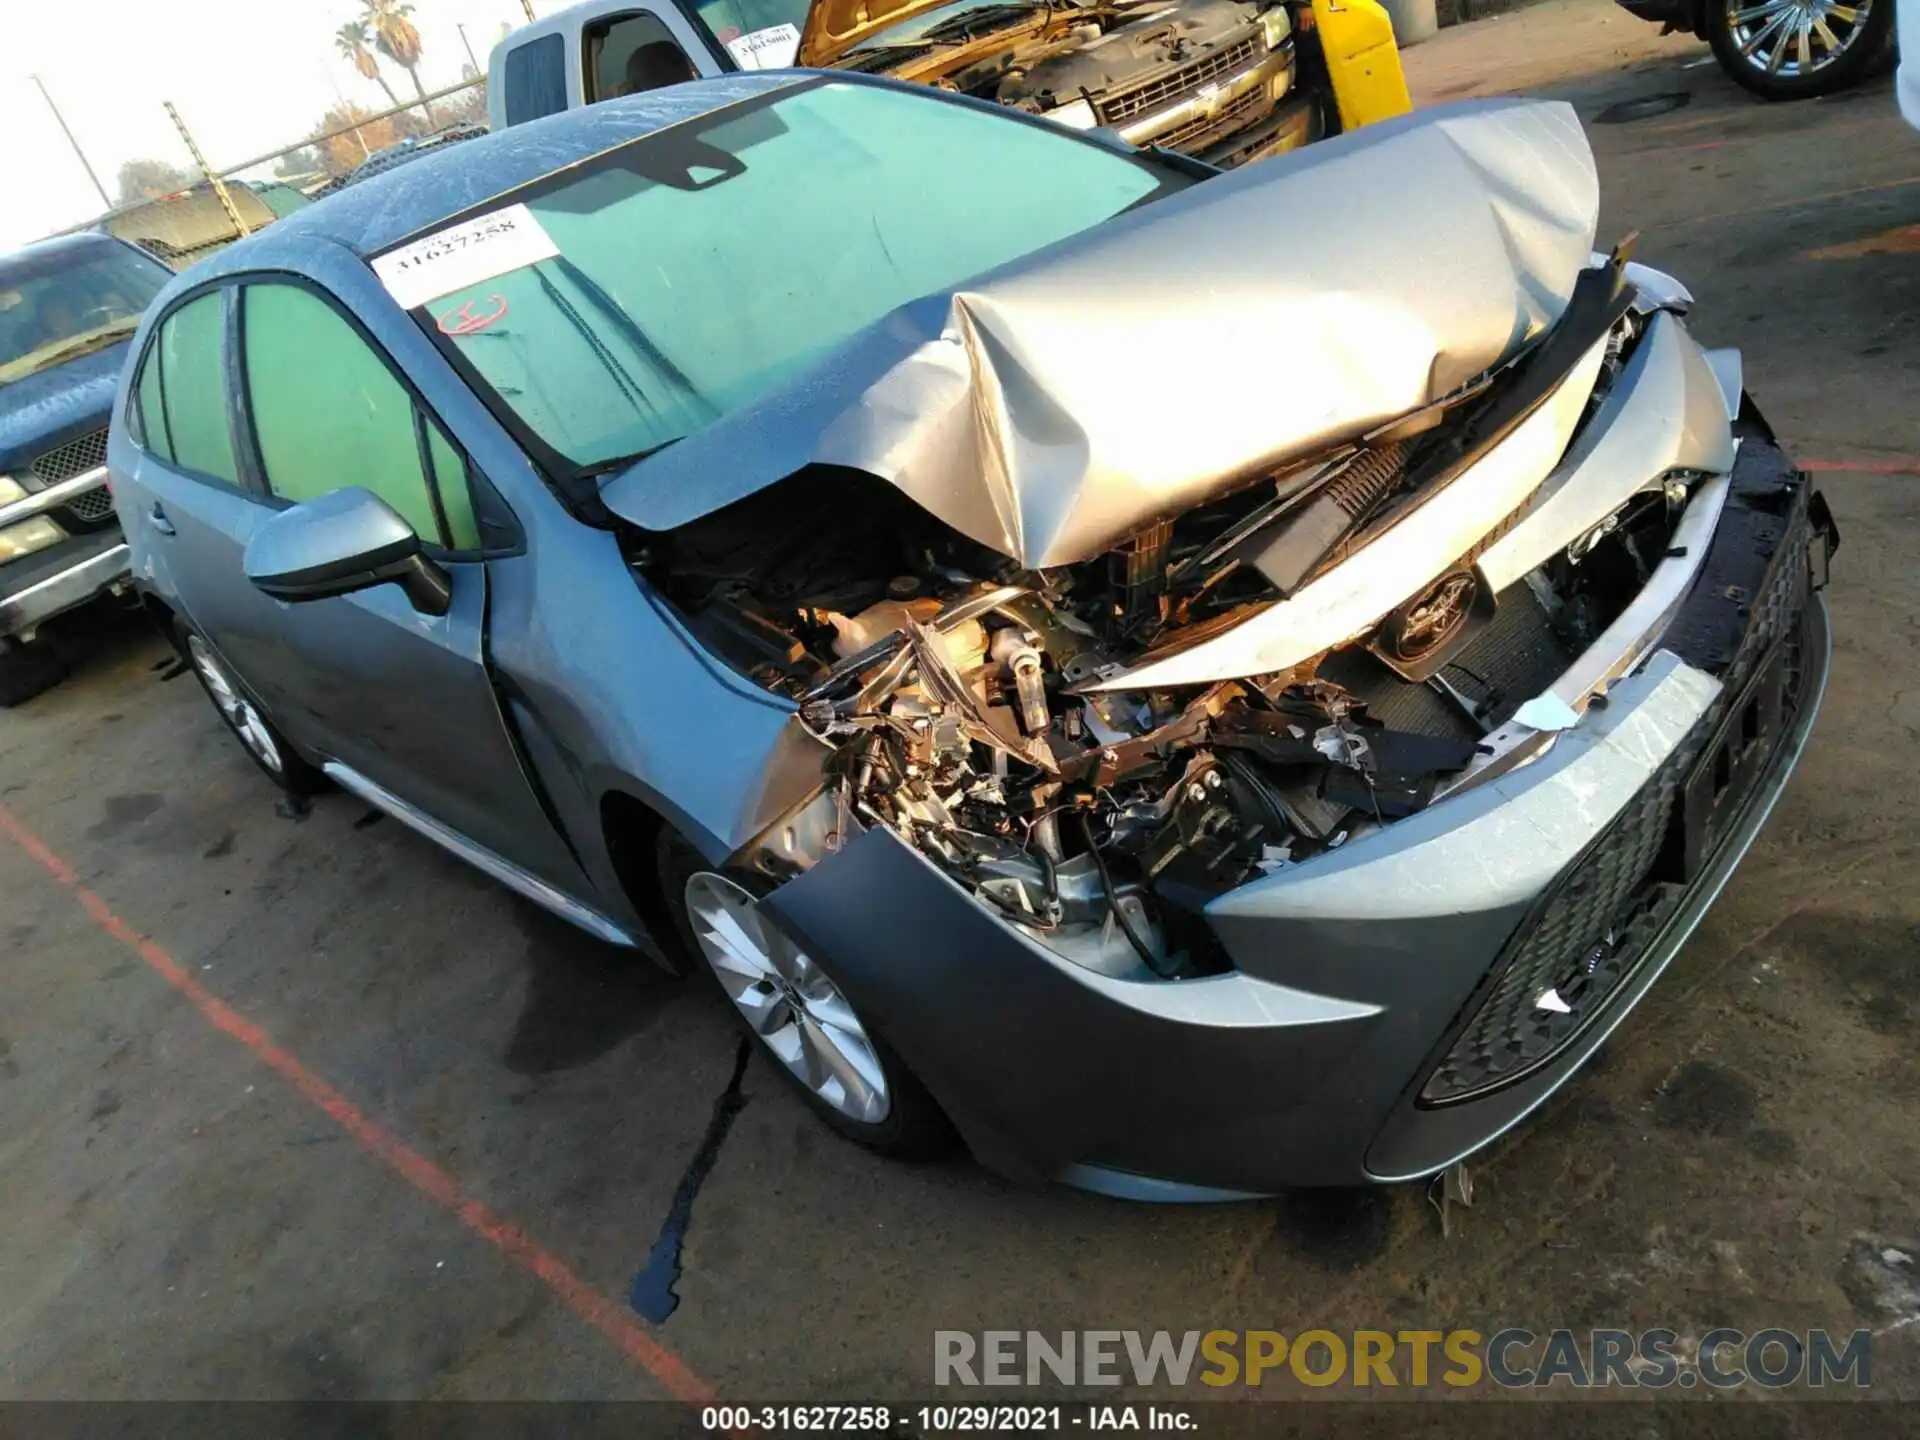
29, 73, 111, 212
163, 101, 251, 241
320, 63, 373, 159
520, 0, 536, 21
457, 22, 480, 72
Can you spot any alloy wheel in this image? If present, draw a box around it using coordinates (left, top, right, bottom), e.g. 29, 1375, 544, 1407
1723, 0, 1873, 79
684, 871, 891, 1125
187, 634, 285, 775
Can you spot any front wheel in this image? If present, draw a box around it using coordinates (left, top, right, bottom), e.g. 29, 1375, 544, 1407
658, 832, 954, 1160
1704, 0, 1894, 99
179, 623, 324, 797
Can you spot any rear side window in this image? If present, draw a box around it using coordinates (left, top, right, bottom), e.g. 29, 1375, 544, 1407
134, 346, 172, 461
504, 34, 568, 125
242, 283, 473, 548
153, 292, 239, 484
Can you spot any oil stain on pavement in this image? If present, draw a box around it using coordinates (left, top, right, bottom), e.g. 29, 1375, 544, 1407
630, 1039, 752, 1323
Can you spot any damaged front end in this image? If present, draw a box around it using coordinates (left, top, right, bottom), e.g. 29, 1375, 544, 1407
627, 237, 1758, 992
600, 98, 1835, 1189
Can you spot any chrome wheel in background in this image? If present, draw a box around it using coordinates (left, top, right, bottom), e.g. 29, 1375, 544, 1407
1726, 0, 1870, 80
187, 633, 284, 775
1706, 0, 1893, 99
683, 871, 892, 1125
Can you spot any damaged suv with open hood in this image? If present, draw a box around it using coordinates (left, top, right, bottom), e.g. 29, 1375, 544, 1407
114, 74, 1836, 1196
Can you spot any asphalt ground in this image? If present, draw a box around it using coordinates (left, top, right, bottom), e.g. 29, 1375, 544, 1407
1, 0, 1916, 1410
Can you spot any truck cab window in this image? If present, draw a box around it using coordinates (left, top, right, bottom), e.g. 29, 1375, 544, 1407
503, 34, 569, 125
585, 12, 697, 100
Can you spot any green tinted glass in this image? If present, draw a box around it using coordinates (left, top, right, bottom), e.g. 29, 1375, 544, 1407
136, 346, 171, 461
158, 292, 238, 483
243, 284, 442, 542
424, 418, 482, 551
426, 81, 1176, 471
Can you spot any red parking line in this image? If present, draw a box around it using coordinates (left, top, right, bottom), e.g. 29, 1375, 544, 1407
0, 800, 716, 1405
1803, 459, 1920, 476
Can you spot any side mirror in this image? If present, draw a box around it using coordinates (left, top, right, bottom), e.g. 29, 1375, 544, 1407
244, 487, 452, 616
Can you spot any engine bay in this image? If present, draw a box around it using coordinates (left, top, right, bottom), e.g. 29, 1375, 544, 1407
628, 301, 1702, 982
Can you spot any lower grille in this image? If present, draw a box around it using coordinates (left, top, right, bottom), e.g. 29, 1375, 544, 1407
60, 485, 118, 525
1419, 456, 1818, 1106
1097, 34, 1264, 125
30, 428, 108, 487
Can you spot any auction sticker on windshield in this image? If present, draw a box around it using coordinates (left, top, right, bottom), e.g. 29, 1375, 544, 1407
725, 22, 801, 69
373, 203, 559, 311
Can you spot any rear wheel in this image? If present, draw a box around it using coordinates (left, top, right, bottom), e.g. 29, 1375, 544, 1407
179, 623, 324, 797
1704, 0, 1893, 99
657, 831, 954, 1159
0, 637, 70, 708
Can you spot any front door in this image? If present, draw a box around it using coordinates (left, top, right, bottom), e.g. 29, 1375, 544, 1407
128, 280, 591, 900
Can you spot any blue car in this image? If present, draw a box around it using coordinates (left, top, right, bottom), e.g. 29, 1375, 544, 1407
0, 233, 172, 704
109, 75, 1834, 1196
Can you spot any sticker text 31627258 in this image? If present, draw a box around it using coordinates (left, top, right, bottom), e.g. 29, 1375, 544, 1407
372, 203, 560, 311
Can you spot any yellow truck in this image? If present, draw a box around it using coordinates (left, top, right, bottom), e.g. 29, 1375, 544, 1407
488, 0, 1411, 167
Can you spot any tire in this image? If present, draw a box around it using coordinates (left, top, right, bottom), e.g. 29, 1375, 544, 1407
0, 637, 70, 708
656, 830, 955, 1160
1705, 0, 1895, 99
176, 621, 325, 797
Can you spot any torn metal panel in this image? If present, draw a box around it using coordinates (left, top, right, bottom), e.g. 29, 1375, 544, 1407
602, 98, 1602, 568
1477, 311, 1736, 593
1080, 333, 1609, 689
1206, 650, 1721, 925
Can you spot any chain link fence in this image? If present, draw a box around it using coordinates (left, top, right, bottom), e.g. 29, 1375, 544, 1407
55, 79, 490, 272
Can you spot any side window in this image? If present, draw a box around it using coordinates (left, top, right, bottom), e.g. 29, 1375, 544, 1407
503, 34, 568, 125
585, 12, 696, 101
242, 283, 473, 548
134, 342, 172, 462
155, 292, 240, 483
423, 419, 482, 551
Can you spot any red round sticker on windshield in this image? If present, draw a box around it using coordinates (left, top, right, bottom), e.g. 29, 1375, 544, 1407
437, 295, 508, 336
718, 25, 741, 39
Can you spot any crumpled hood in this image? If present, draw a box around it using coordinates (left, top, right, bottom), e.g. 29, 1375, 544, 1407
602, 99, 1600, 570
0, 339, 131, 474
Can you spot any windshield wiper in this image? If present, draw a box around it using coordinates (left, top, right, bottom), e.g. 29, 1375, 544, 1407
572, 437, 681, 484
0, 320, 141, 384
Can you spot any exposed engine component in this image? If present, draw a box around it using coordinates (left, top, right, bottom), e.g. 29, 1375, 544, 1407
635, 296, 1699, 984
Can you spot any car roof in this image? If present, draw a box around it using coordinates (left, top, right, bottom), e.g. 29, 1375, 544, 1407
218, 74, 802, 265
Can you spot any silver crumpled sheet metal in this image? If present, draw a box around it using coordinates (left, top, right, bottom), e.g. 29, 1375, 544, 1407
602, 98, 1601, 570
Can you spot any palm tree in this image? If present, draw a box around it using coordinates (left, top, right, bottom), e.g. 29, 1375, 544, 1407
334, 21, 403, 110
363, 0, 430, 105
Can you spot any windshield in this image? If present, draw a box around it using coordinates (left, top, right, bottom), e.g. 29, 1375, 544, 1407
846, 0, 1041, 49
0, 244, 169, 385
688, 0, 811, 66
402, 80, 1186, 476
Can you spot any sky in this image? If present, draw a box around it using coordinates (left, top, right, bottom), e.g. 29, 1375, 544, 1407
0, 0, 547, 251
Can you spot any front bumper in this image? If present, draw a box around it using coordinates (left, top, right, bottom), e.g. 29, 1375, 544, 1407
0, 528, 131, 640
765, 429, 1833, 1196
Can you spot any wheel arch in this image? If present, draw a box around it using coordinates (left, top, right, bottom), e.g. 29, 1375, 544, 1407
598, 787, 691, 972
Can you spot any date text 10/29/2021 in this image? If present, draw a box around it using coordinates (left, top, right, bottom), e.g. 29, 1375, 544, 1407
701, 1407, 1192, 1432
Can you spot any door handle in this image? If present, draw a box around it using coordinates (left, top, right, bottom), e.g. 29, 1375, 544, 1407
148, 502, 176, 536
